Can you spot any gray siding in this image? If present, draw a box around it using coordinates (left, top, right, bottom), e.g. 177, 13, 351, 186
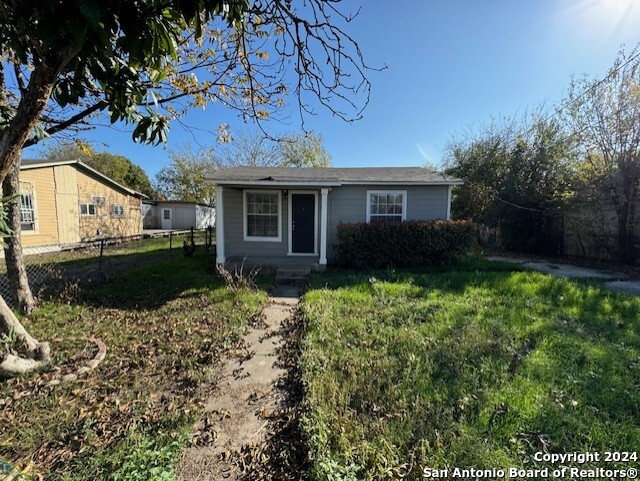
326, 185, 449, 262
224, 187, 287, 257
222, 184, 448, 263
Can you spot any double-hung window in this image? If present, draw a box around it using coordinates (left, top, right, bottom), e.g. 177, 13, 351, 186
111, 204, 125, 217
80, 203, 96, 216
366, 191, 407, 223
244, 191, 281, 241
20, 192, 36, 232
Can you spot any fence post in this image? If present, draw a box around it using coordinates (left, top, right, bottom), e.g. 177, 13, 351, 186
190, 226, 194, 246
99, 238, 105, 273
169, 231, 173, 258
208, 226, 212, 248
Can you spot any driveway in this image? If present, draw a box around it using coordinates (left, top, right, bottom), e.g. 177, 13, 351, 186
486, 256, 640, 296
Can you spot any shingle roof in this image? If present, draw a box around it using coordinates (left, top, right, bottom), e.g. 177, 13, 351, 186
20, 158, 147, 198
209, 166, 462, 185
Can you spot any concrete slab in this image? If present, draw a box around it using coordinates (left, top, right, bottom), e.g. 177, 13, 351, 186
604, 281, 640, 296
486, 256, 628, 280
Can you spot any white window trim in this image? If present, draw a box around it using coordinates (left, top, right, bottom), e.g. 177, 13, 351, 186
288, 190, 318, 256
366, 190, 407, 223
111, 204, 126, 217
162, 208, 172, 220
243, 189, 282, 242
80, 203, 97, 217
19, 181, 38, 235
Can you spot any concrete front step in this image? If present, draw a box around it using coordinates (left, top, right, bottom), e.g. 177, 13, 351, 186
275, 267, 311, 282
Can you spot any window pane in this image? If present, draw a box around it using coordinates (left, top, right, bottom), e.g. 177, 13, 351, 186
246, 192, 279, 237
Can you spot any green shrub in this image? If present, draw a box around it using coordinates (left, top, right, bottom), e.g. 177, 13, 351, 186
336, 220, 476, 268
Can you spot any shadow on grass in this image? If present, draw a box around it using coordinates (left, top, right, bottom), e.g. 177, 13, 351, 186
76, 249, 227, 311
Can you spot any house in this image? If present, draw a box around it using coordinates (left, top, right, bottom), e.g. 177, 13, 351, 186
208, 166, 463, 268
142, 200, 215, 230
18, 158, 146, 251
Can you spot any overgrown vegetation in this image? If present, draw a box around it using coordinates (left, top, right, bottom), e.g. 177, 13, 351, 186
445, 47, 640, 263
0, 249, 266, 480
301, 259, 640, 480
336, 220, 476, 268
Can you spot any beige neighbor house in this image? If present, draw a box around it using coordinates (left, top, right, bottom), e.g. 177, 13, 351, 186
19, 158, 146, 252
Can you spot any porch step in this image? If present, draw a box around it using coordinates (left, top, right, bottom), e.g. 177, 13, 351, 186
275, 267, 311, 283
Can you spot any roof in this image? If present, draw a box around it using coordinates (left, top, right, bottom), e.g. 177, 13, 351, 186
21, 158, 147, 198
208, 166, 463, 186
143, 200, 215, 208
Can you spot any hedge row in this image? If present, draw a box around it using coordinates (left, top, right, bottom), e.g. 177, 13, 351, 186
336, 220, 476, 268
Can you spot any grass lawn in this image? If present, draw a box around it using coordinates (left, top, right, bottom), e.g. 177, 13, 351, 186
301, 259, 640, 480
0, 249, 266, 480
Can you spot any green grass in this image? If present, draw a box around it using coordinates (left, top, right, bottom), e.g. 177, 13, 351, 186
15, 235, 195, 270
301, 258, 640, 480
0, 249, 266, 480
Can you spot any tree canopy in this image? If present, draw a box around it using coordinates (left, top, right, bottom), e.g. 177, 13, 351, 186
217, 129, 332, 167
445, 114, 573, 254
155, 148, 218, 205
0, 0, 373, 175
43, 142, 155, 197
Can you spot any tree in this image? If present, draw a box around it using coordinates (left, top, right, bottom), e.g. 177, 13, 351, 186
155, 148, 218, 204
565, 48, 640, 264
445, 114, 573, 254
217, 129, 332, 167
43, 142, 155, 197
0, 0, 373, 377
279, 132, 332, 167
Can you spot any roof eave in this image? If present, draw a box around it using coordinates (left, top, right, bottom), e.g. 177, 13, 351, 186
340, 180, 464, 186
22, 158, 147, 198
210, 180, 342, 187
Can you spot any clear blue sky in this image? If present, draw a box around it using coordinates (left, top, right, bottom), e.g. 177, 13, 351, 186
29, 0, 640, 178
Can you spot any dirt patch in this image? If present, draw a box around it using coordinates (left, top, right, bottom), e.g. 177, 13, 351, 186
176, 286, 308, 481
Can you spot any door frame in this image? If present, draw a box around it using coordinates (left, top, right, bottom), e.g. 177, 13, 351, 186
161, 207, 172, 229
288, 190, 318, 256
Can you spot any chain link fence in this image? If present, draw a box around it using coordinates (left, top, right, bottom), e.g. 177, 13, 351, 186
0, 227, 215, 307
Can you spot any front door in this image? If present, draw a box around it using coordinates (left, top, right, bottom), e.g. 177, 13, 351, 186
291, 194, 315, 253
161, 208, 172, 229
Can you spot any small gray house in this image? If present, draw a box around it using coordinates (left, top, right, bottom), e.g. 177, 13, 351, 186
208, 166, 463, 268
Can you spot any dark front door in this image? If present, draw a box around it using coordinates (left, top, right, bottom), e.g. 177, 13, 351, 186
291, 193, 315, 253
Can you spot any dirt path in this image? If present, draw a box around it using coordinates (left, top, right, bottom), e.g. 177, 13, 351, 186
176, 285, 301, 481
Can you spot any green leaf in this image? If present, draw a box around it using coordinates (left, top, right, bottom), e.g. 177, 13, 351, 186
75, 0, 101, 27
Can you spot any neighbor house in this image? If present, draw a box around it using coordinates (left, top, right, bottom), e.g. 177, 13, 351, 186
142, 200, 215, 230
208, 166, 463, 268
19, 158, 146, 251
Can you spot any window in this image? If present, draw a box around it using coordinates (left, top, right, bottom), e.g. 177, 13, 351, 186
111, 204, 125, 217
366, 191, 407, 223
20, 193, 36, 231
244, 191, 281, 241
80, 203, 96, 216
163, 209, 171, 220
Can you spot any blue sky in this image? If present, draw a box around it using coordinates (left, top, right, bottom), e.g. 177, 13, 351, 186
30, 0, 640, 178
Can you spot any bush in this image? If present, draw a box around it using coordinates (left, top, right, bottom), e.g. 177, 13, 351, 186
336, 220, 476, 268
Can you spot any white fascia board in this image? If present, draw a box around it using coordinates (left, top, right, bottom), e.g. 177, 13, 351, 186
212, 180, 342, 187
341, 180, 464, 186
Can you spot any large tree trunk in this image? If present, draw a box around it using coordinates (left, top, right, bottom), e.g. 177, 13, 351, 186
0, 293, 50, 378
3, 156, 36, 314
0, 61, 61, 377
